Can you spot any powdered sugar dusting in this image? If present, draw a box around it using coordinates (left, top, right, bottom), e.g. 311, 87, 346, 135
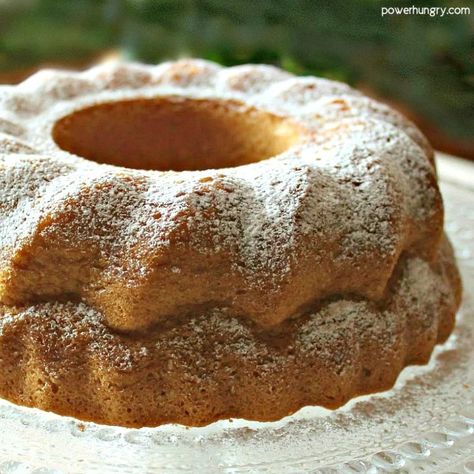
215, 64, 291, 94
0, 59, 442, 330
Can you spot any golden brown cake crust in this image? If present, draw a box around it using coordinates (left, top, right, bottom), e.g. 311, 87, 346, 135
0, 60, 462, 427
0, 236, 461, 427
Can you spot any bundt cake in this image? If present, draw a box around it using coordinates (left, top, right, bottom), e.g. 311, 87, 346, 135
0, 59, 462, 427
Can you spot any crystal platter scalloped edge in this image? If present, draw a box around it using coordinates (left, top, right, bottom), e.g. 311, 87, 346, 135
0, 181, 472, 473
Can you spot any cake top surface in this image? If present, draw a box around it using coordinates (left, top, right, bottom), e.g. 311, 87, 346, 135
0, 59, 441, 329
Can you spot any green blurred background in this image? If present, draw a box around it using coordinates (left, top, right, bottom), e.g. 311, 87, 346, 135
0, 0, 473, 158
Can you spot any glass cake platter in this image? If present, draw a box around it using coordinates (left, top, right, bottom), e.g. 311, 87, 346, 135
0, 158, 473, 473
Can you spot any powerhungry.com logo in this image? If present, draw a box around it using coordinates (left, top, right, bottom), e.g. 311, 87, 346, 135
381, 5, 471, 16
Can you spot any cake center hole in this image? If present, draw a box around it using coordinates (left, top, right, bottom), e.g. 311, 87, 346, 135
52, 97, 304, 171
